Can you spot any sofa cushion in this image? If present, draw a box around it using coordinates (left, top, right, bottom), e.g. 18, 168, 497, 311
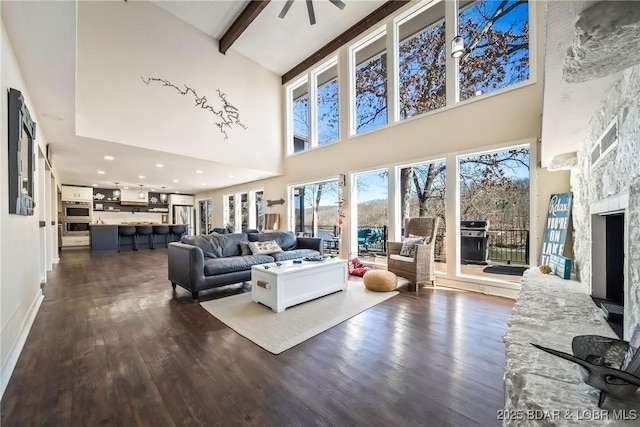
203, 254, 274, 276
181, 233, 248, 258
271, 248, 320, 261
248, 231, 297, 251
248, 240, 283, 255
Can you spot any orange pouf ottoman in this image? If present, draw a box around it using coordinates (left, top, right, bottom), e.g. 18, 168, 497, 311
363, 270, 397, 291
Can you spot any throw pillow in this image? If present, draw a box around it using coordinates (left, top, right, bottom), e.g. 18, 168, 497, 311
248, 240, 283, 255
351, 267, 369, 277
399, 236, 424, 257
239, 241, 251, 256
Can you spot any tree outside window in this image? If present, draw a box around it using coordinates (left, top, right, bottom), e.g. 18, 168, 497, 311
317, 63, 339, 145
459, 0, 529, 101
398, 2, 446, 119
354, 31, 388, 134
292, 81, 309, 153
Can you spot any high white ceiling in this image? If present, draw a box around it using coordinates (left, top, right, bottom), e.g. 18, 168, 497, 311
1, 0, 386, 194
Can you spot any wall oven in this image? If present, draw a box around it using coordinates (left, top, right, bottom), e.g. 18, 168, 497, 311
62, 220, 91, 236
62, 201, 92, 220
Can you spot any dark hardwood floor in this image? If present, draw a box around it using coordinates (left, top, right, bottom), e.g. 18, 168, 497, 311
1, 248, 513, 427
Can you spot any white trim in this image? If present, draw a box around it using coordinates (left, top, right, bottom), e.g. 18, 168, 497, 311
436, 275, 519, 299
1, 291, 44, 399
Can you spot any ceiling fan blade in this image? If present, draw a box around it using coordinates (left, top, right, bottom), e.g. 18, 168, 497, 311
306, 0, 316, 25
278, 0, 294, 18
329, 0, 346, 10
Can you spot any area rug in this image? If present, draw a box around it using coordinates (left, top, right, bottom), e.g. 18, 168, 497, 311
199, 283, 398, 354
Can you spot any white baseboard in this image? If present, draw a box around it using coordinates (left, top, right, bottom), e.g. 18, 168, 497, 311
0, 290, 44, 399
436, 276, 520, 299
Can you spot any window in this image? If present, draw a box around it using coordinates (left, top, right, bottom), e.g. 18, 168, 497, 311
316, 61, 339, 145
398, 160, 447, 271
240, 192, 249, 231
291, 179, 340, 253
224, 194, 235, 230
291, 79, 310, 153
458, 0, 529, 101
352, 30, 388, 134
256, 191, 265, 231
397, 1, 446, 120
457, 146, 530, 282
352, 170, 388, 260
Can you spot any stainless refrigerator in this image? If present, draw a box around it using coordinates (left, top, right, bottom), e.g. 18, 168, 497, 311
173, 205, 194, 235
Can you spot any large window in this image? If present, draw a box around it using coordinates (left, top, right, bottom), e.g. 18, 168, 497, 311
256, 191, 264, 231
291, 79, 310, 153
287, 58, 340, 154
284, 1, 532, 140
352, 170, 388, 260
224, 194, 235, 230
316, 62, 339, 145
458, 0, 529, 101
457, 146, 530, 283
398, 160, 447, 271
352, 30, 388, 134
225, 190, 264, 232
397, 2, 446, 120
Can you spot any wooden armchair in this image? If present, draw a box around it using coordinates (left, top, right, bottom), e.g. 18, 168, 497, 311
387, 217, 439, 291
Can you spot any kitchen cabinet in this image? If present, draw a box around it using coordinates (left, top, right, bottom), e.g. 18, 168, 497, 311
169, 194, 194, 206
61, 185, 93, 202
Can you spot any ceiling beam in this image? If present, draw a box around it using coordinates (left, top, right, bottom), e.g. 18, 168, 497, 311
281, 0, 411, 85
219, 0, 271, 55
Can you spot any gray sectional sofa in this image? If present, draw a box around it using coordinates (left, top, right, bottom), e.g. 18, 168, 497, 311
167, 231, 323, 299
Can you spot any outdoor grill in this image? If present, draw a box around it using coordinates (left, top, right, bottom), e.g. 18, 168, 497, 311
460, 220, 490, 264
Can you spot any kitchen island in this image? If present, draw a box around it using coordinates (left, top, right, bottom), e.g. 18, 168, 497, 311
90, 223, 186, 252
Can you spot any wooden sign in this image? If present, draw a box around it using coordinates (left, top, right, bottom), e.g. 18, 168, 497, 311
540, 192, 572, 267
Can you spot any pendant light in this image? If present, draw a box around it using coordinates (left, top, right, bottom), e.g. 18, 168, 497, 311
451, 0, 465, 59
138, 184, 145, 200
113, 182, 120, 199
160, 187, 167, 203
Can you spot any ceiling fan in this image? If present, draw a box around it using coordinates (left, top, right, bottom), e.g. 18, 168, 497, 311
279, 0, 347, 25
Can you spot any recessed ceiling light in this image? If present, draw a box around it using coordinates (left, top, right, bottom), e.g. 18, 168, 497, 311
139, 175, 145, 179
104, 155, 114, 160
228, 175, 234, 179
97, 170, 105, 174
201, 183, 206, 186
150, 189, 156, 192
174, 191, 179, 193
92, 184, 98, 187
196, 170, 203, 174
172, 179, 179, 183
124, 186, 129, 190
156, 163, 164, 168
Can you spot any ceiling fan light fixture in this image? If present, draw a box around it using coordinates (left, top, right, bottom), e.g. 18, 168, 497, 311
279, 0, 346, 26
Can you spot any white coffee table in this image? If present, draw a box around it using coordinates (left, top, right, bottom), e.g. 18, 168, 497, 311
251, 258, 348, 312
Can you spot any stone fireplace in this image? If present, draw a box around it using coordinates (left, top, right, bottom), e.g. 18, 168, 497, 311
570, 65, 640, 340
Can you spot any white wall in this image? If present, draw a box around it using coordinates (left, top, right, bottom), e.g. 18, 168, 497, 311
1, 20, 55, 397
75, 0, 283, 174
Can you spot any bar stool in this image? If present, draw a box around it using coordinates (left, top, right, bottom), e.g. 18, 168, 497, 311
136, 225, 154, 249
153, 225, 170, 248
118, 226, 137, 252
169, 225, 186, 243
